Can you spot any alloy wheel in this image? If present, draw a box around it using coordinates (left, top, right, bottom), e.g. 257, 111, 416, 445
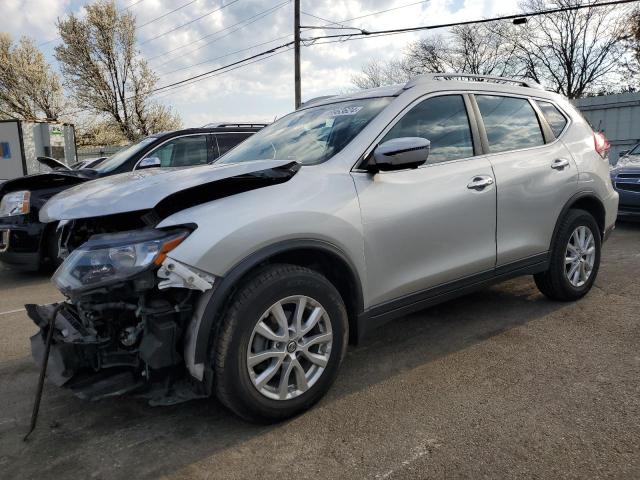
564, 225, 596, 288
246, 295, 333, 401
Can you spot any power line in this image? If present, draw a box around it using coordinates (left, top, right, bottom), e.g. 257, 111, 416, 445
138, 0, 198, 29
301, 0, 639, 43
124, 0, 145, 9
161, 34, 292, 75
139, 0, 242, 45
146, 1, 289, 62
151, 47, 294, 100
300, 0, 431, 30
153, 40, 295, 93
152, 1, 289, 70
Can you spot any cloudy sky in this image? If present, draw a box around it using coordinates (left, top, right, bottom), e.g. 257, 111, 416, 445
5, 0, 521, 126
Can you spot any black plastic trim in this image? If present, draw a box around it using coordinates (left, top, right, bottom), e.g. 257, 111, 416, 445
193, 238, 365, 364
356, 252, 549, 341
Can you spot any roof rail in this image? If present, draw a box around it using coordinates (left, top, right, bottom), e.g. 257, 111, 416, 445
202, 122, 269, 128
404, 73, 544, 90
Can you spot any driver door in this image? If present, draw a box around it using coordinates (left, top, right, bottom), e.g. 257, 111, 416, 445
351, 94, 497, 308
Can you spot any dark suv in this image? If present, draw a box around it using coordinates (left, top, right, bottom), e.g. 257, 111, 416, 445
610, 143, 640, 221
0, 124, 264, 270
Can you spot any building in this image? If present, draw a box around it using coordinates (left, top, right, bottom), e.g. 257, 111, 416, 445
573, 92, 640, 164
0, 120, 77, 181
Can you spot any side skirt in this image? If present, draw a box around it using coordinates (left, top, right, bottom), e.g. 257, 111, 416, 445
356, 252, 549, 342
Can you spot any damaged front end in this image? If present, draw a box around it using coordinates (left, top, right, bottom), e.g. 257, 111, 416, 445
26, 227, 215, 405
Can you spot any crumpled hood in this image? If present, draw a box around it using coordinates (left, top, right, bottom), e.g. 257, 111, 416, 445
40, 160, 299, 223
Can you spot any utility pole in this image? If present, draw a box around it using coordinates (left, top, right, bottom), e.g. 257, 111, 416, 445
294, 0, 301, 109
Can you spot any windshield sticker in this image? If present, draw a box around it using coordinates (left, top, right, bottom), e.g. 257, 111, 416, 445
327, 106, 363, 117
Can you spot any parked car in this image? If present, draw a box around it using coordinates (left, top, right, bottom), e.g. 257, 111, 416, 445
610, 143, 640, 220
0, 125, 264, 270
28, 74, 618, 423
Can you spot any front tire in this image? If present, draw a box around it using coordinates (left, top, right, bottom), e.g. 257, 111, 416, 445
534, 209, 601, 301
213, 264, 348, 423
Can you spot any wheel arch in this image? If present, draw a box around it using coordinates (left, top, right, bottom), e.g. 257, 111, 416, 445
551, 192, 606, 249
193, 239, 365, 366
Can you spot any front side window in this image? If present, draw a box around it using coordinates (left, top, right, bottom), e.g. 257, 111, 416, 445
381, 95, 474, 164
218, 97, 393, 166
146, 135, 209, 167
536, 100, 568, 138
476, 95, 545, 153
94, 136, 158, 173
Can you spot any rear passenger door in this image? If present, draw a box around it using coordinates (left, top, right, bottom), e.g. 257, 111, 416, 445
472, 94, 578, 267
352, 94, 497, 307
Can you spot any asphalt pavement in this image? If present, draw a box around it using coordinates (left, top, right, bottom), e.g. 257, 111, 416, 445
0, 224, 639, 479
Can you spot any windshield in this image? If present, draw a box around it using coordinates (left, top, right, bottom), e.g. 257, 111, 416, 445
218, 97, 393, 166
627, 143, 640, 156
94, 136, 158, 173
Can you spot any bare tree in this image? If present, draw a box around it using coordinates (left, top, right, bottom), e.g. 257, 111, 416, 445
353, 24, 522, 89
405, 24, 521, 77
0, 34, 66, 120
351, 58, 412, 89
55, 0, 181, 141
513, 0, 628, 98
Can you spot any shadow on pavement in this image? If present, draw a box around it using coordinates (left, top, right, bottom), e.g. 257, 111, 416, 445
0, 276, 566, 479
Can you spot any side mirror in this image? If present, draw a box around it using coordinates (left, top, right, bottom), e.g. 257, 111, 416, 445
370, 137, 430, 172
137, 156, 161, 169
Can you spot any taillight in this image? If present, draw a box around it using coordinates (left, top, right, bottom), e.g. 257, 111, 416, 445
594, 131, 610, 160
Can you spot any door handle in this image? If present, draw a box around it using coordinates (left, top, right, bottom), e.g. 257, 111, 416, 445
551, 158, 570, 170
467, 176, 494, 190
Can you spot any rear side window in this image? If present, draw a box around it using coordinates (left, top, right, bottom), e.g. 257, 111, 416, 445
536, 101, 568, 138
382, 95, 474, 164
476, 95, 545, 153
215, 133, 253, 159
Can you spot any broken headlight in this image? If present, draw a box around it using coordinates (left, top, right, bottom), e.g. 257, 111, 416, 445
0, 190, 30, 217
52, 228, 189, 294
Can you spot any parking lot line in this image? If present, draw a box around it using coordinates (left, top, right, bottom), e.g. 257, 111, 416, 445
0, 308, 26, 316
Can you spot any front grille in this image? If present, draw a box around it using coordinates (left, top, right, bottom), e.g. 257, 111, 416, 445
618, 173, 640, 179
616, 182, 640, 193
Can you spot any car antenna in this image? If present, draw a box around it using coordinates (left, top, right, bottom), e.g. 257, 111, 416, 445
23, 304, 63, 441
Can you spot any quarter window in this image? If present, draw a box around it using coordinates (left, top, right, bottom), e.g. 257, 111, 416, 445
536, 101, 568, 138
476, 95, 545, 153
382, 95, 474, 164
147, 135, 209, 167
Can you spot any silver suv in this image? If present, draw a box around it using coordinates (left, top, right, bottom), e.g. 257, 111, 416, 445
30, 74, 618, 422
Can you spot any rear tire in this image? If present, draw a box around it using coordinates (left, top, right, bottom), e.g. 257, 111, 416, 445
534, 209, 601, 301
213, 264, 348, 423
